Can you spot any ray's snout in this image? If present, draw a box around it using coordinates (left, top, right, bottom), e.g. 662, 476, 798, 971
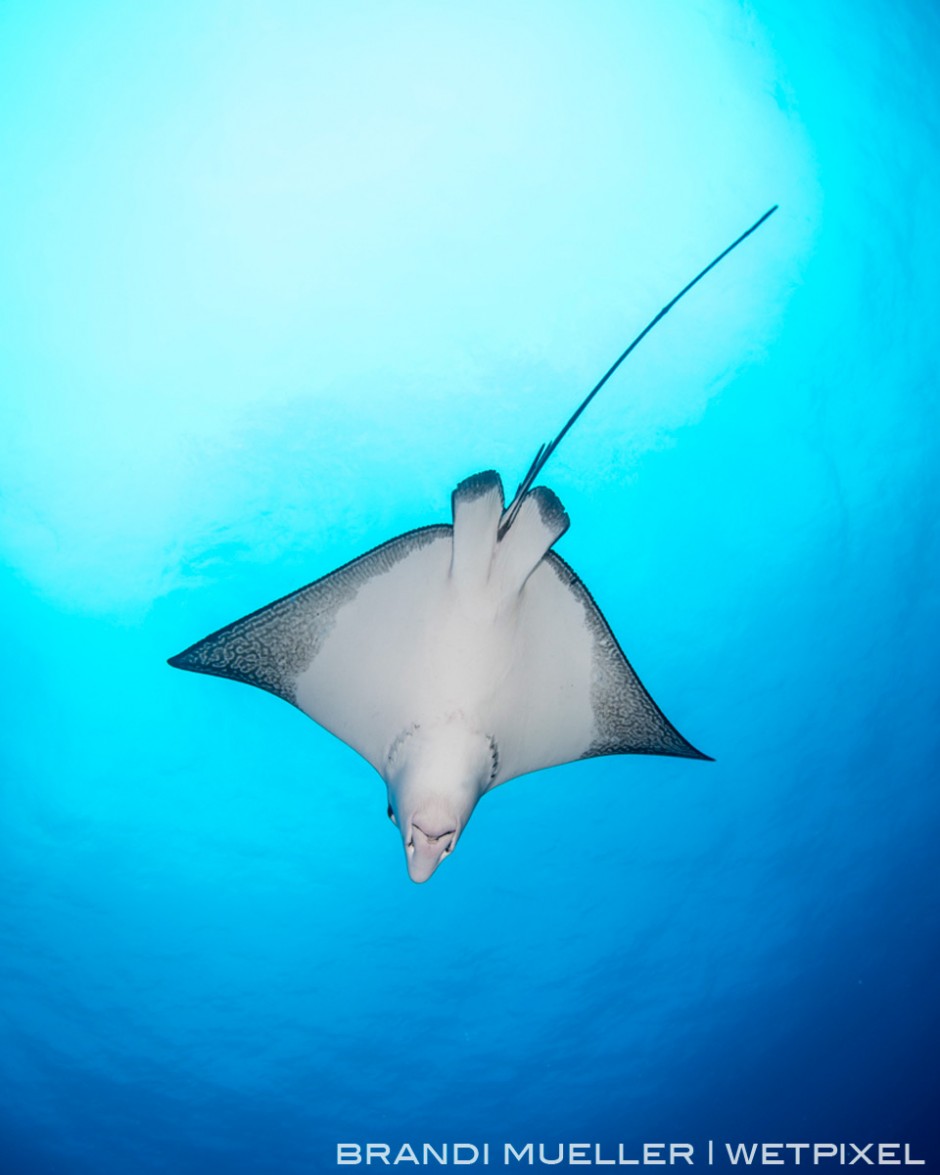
406, 821, 457, 884
385, 719, 491, 882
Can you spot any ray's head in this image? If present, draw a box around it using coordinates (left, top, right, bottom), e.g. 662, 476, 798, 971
384, 720, 496, 883
386, 795, 462, 884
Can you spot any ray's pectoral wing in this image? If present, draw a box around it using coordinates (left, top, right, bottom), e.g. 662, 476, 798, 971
490, 552, 710, 785
167, 525, 454, 771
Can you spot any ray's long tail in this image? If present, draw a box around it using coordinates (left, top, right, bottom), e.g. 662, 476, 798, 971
499, 205, 779, 537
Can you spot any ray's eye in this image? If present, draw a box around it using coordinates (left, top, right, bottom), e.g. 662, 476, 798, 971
387, 804, 398, 826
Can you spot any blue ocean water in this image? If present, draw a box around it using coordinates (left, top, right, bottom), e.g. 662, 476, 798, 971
1, 1, 938, 1172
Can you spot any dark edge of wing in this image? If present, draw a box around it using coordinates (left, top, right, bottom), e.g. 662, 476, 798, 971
167, 523, 453, 702
544, 550, 713, 762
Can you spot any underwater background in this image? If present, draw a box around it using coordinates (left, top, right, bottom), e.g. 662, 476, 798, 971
1, 1, 938, 1171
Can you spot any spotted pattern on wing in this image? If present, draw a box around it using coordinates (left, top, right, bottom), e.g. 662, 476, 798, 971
169, 525, 450, 704
543, 552, 708, 761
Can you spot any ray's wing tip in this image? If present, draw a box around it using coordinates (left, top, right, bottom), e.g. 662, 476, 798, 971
167, 649, 196, 671
674, 736, 714, 762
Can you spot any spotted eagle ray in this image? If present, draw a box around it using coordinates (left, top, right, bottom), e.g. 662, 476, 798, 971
170, 206, 777, 882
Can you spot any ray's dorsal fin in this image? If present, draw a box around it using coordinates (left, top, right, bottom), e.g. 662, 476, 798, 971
451, 470, 570, 600
500, 205, 779, 535
490, 485, 568, 600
